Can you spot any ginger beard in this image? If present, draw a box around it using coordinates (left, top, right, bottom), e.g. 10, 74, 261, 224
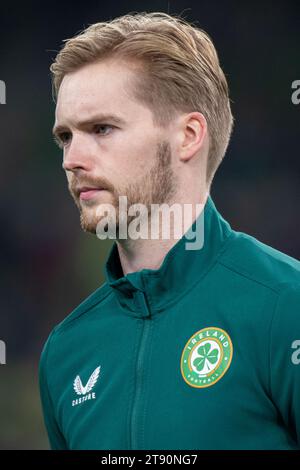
68, 140, 178, 238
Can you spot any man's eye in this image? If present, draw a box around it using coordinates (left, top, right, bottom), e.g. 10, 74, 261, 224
94, 124, 113, 135
56, 132, 71, 147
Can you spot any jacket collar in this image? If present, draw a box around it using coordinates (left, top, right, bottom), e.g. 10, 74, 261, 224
104, 195, 233, 317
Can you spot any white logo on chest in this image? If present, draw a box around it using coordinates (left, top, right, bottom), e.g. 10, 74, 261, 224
72, 366, 101, 407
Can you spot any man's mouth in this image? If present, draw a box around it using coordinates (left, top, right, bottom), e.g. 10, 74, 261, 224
78, 186, 105, 201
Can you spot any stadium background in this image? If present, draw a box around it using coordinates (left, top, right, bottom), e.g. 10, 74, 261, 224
0, 0, 299, 449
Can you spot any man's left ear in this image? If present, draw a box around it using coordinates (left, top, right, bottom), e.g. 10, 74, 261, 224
179, 112, 207, 162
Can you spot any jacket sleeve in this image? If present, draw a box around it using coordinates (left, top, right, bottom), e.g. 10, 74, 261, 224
39, 332, 67, 450
269, 283, 300, 447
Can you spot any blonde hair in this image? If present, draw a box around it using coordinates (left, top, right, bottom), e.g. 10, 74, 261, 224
50, 12, 233, 186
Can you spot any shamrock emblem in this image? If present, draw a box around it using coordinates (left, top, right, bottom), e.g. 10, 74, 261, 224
193, 342, 219, 372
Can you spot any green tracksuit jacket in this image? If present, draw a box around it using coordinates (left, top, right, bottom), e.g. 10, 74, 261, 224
39, 195, 300, 450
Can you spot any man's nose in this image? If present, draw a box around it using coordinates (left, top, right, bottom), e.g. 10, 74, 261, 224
62, 133, 94, 172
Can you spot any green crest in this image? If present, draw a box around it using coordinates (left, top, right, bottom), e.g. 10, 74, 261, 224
180, 327, 233, 388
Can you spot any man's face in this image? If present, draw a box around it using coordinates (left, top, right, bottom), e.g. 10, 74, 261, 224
53, 59, 178, 235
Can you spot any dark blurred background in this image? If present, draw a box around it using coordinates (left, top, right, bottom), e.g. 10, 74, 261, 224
0, 0, 299, 449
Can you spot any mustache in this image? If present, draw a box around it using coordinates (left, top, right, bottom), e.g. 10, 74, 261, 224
69, 177, 114, 198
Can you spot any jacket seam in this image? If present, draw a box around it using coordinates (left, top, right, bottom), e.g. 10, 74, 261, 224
141, 317, 155, 449
267, 290, 281, 400
217, 260, 280, 294
219, 258, 281, 400
127, 319, 143, 450
41, 331, 66, 447
53, 288, 113, 335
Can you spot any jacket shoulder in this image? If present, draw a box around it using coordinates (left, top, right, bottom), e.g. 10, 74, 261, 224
48, 281, 112, 337
219, 230, 300, 293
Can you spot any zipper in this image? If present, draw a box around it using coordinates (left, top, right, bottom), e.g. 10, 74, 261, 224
130, 291, 152, 450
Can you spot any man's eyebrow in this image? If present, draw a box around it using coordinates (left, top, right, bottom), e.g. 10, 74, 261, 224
52, 113, 127, 137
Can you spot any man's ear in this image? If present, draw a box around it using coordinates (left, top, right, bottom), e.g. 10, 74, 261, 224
178, 112, 208, 162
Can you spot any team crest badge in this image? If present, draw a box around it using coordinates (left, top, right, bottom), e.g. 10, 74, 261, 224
180, 327, 233, 388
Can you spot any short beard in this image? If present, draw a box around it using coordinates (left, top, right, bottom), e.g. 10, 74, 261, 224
74, 140, 178, 235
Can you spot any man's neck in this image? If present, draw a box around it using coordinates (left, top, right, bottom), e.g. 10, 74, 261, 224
116, 192, 209, 275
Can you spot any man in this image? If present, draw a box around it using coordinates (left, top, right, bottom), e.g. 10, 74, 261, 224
39, 12, 300, 450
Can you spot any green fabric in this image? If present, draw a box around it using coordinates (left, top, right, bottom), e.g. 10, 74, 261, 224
39, 195, 300, 449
